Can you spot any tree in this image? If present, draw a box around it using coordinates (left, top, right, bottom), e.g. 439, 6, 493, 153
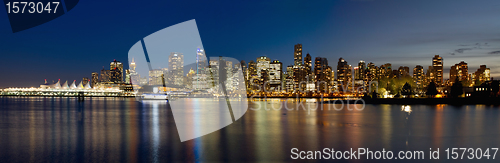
401, 82, 412, 98
371, 90, 378, 99
450, 78, 463, 98
426, 81, 438, 97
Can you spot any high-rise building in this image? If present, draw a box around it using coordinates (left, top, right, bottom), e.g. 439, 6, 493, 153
269, 60, 282, 86
240, 60, 247, 81
294, 44, 302, 66
432, 55, 443, 85
474, 65, 490, 84
356, 61, 366, 80
110, 59, 123, 83
314, 57, 329, 92
149, 69, 164, 85
168, 52, 184, 86
91, 72, 99, 88
367, 62, 376, 81
398, 66, 410, 78
293, 65, 305, 91
225, 60, 234, 91
450, 61, 468, 83
193, 49, 209, 91
124, 69, 131, 84
196, 48, 207, 75
286, 65, 294, 78
381, 63, 392, 78
82, 77, 89, 85
426, 66, 435, 84
337, 58, 349, 86
100, 68, 111, 83
256, 56, 271, 79
130, 58, 136, 71
304, 53, 312, 78
413, 65, 424, 89
247, 60, 258, 91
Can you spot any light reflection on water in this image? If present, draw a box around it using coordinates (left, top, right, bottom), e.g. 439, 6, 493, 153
0, 97, 499, 162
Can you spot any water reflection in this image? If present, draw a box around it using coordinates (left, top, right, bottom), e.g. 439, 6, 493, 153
0, 97, 499, 162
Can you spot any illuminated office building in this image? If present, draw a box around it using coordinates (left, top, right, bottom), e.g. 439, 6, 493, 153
110, 59, 123, 83
256, 56, 271, 79
294, 44, 302, 66
149, 69, 164, 86
474, 65, 490, 84
450, 61, 468, 83
432, 55, 443, 85
168, 52, 184, 86
304, 53, 312, 78
269, 60, 282, 86
413, 65, 424, 89
91, 72, 99, 88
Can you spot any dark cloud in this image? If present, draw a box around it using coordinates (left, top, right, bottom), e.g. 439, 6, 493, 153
455, 48, 473, 53
488, 51, 500, 55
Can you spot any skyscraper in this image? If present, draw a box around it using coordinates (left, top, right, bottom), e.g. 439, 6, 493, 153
168, 52, 184, 86
193, 49, 209, 91
398, 66, 410, 77
196, 48, 207, 75
269, 60, 282, 86
294, 44, 302, 66
304, 53, 312, 78
110, 60, 123, 83
256, 56, 271, 79
474, 65, 490, 84
432, 55, 443, 85
240, 60, 247, 81
356, 61, 366, 80
91, 72, 99, 88
314, 57, 329, 92
367, 62, 376, 81
82, 77, 89, 85
450, 61, 468, 83
130, 58, 136, 71
149, 69, 164, 85
337, 58, 349, 86
100, 68, 111, 83
413, 65, 424, 89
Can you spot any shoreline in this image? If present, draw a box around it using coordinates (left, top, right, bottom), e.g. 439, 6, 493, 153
322, 97, 500, 105
2, 95, 499, 105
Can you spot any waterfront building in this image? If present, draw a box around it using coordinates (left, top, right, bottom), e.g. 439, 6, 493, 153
100, 69, 111, 83
269, 60, 282, 88
124, 69, 131, 84
294, 44, 302, 66
398, 66, 410, 78
82, 77, 89, 85
450, 61, 468, 83
314, 57, 330, 92
474, 65, 490, 84
413, 65, 425, 90
256, 56, 271, 79
304, 53, 312, 79
110, 60, 123, 83
356, 61, 366, 80
149, 69, 164, 86
432, 55, 444, 85
336, 58, 349, 87
91, 72, 99, 88
168, 52, 184, 86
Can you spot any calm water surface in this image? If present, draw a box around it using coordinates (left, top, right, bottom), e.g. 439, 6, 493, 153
0, 97, 499, 162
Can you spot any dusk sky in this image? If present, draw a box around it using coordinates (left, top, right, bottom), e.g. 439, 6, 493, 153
1, 0, 500, 87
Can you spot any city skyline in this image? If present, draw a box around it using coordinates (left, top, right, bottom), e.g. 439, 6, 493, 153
1, 0, 500, 87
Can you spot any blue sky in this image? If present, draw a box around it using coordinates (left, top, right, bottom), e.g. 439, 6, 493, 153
1, 0, 499, 87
